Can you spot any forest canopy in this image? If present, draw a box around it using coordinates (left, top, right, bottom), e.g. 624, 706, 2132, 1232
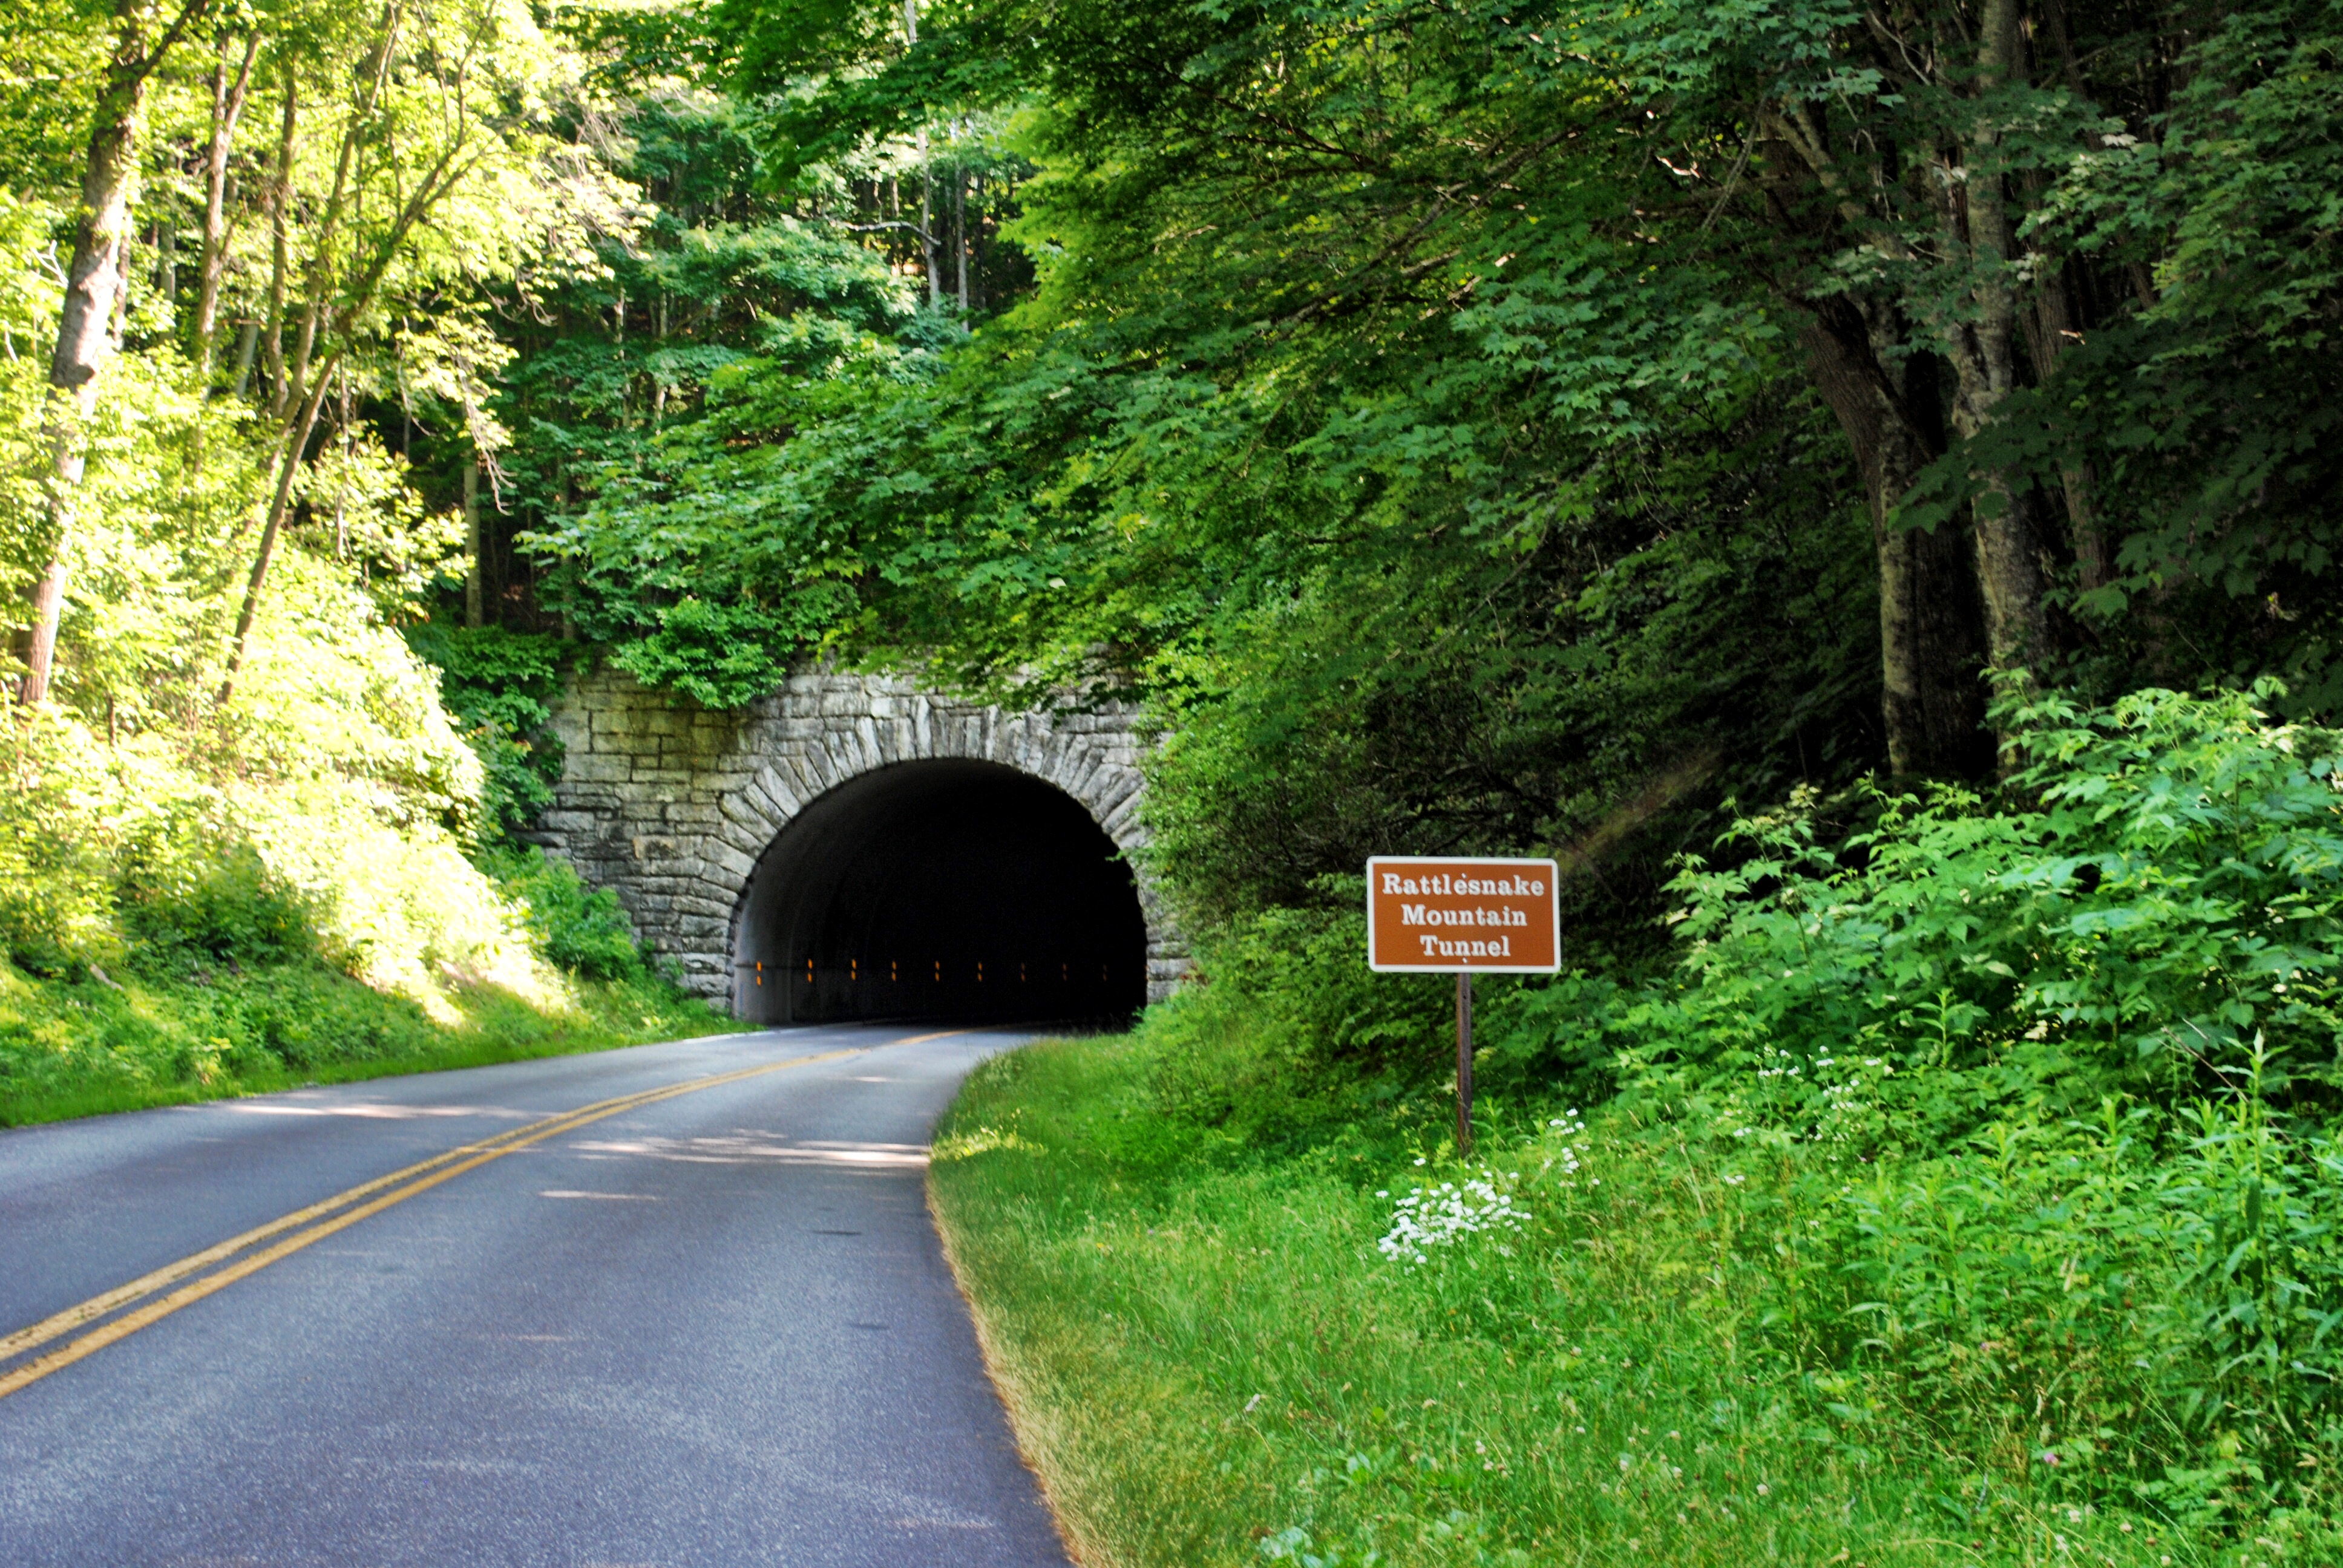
515, 0, 2343, 935
2, 0, 2338, 970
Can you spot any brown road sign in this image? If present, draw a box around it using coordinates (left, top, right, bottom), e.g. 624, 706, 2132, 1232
1366, 856, 1561, 973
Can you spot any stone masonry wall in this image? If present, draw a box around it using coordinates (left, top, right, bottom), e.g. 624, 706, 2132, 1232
534, 664, 1189, 1014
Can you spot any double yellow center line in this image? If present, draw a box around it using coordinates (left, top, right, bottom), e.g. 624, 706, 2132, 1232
0, 1042, 890, 1402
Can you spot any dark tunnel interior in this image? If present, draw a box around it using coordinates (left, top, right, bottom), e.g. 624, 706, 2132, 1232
730, 760, 1149, 1025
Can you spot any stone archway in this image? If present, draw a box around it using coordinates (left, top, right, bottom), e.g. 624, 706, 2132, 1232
536, 666, 1188, 1018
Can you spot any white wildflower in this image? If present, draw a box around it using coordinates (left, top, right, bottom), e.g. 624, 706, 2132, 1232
1376, 1168, 1531, 1265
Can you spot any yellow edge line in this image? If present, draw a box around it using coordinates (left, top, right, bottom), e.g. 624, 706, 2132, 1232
894, 1027, 975, 1046
0, 1042, 888, 1400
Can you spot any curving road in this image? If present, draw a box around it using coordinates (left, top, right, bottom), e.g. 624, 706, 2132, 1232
0, 1025, 1072, 1567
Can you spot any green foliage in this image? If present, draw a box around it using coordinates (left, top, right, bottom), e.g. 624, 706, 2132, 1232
404, 623, 568, 737
1924, 0, 2343, 705
117, 817, 323, 976
1596, 685, 2343, 1130
1034, 687, 2343, 1549
0, 0, 106, 192
0, 955, 727, 1127
1138, 893, 1452, 1138
1472, 685, 2343, 1529
0, 282, 652, 1020
0, 762, 118, 979
0, 0, 731, 1132
542, 0, 1895, 937
1135, 395, 1883, 936
606, 594, 825, 710
0, 961, 439, 1106
563, 0, 2343, 843
476, 80, 941, 699
405, 624, 572, 840
514, 295, 916, 704
1730, 1091, 2343, 1534
483, 846, 646, 982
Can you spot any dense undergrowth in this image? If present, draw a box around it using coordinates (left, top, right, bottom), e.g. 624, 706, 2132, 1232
939, 1040, 2216, 1567
0, 691, 723, 1128
0, 704, 724, 1127
0, 960, 719, 1128
0, 672, 726, 1128
933, 685, 2343, 1566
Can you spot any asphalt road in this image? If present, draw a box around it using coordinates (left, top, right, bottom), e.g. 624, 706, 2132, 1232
0, 1024, 1073, 1567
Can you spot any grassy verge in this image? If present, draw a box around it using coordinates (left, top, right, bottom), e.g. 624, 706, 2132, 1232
0, 958, 732, 1127
931, 1035, 2246, 1568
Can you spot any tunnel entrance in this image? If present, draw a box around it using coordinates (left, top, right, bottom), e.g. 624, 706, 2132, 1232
730, 760, 1149, 1025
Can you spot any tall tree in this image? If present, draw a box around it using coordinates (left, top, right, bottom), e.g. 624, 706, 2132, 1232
19, 0, 211, 707
191, 25, 261, 383
214, 0, 633, 700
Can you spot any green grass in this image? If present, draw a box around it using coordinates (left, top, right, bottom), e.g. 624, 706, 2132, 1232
0, 958, 733, 1126
929, 1036, 2256, 1568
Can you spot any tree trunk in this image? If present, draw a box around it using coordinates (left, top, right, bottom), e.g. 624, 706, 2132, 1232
919, 169, 939, 307
651, 292, 667, 425
1967, 483, 2048, 697
330, 363, 351, 557
1942, 0, 2050, 685
229, 316, 259, 399
217, 41, 473, 699
154, 215, 174, 305
463, 460, 484, 629
968, 174, 984, 311
285, 9, 396, 425
902, 1, 940, 309
1801, 304, 1992, 780
2031, 258, 2112, 595
954, 158, 968, 310
21, 0, 162, 706
261, 72, 295, 417
193, 29, 260, 382
218, 364, 335, 705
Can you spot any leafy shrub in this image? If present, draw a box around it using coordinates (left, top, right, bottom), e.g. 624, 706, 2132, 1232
606, 596, 802, 711
486, 846, 645, 980
0, 557, 576, 1017
1138, 684, 2343, 1540
0, 765, 117, 977
404, 624, 571, 841
1140, 888, 1457, 1136
117, 812, 322, 975
1798, 1090, 2343, 1529
1597, 682, 2343, 1138
1462, 684, 2343, 1532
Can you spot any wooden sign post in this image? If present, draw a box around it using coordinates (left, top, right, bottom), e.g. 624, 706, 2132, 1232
1368, 855, 1561, 1157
